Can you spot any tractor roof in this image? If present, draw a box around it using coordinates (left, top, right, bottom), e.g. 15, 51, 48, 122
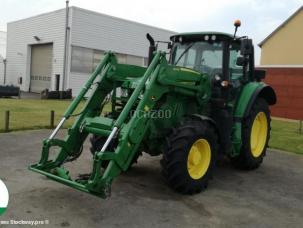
170, 32, 235, 42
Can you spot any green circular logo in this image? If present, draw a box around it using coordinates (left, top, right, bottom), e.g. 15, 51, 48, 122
0, 179, 9, 216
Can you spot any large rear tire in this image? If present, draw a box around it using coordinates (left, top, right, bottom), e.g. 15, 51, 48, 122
231, 98, 271, 170
161, 119, 218, 194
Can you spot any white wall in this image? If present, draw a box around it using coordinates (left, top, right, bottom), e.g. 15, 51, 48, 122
6, 6, 175, 94
0, 31, 7, 85
0, 31, 6, 58
0, 56, 4, 85
68, 7, 175, 95
6, 9, 68, 91
70, 7, 174, 57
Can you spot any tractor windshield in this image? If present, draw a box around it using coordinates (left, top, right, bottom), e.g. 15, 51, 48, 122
171, 41, 223, 76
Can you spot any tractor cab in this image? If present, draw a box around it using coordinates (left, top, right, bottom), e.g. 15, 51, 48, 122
147, 21, 264, 87
169, 32, 237, 78
169, 32, 257, 82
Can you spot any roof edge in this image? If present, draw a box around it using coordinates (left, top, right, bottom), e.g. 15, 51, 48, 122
258, 6, 303, 47
71, 6, 176, 34
7, 8, 66, 25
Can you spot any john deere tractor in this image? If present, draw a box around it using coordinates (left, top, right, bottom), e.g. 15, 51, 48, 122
30, 21, 276, 197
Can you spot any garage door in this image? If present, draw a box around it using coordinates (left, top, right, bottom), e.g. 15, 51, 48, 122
30, 44, 53, 93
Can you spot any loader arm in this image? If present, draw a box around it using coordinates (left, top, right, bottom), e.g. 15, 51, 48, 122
29, 51, 168, 198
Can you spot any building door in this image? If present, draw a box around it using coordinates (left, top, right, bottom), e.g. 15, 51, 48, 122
30, 44, 53, 93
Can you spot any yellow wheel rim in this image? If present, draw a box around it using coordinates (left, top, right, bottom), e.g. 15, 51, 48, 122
187, 139, 211, 180
250, 112, 268, 158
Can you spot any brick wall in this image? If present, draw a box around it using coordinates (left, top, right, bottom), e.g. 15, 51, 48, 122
259, 67, 303, 120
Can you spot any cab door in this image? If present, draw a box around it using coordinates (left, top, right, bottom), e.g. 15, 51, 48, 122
229, 42, 245, 101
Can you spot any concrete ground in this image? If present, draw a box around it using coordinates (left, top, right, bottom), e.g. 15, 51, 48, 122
0, 130, 303, 228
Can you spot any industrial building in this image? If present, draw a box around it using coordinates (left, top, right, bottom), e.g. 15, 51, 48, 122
0, 31, 6, 84
259, 6, 303, 120
5, 7, 175, 95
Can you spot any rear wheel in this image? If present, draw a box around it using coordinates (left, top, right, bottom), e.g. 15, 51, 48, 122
161, 120, 218, 194
231, 98, 270, 169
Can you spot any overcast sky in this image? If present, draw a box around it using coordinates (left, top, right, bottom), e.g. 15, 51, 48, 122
0, 0, 302, 64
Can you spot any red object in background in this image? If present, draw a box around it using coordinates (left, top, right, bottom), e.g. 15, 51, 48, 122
258, 67, 303, 120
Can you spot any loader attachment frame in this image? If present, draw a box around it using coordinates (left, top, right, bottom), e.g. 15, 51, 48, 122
29, 51, 168, 198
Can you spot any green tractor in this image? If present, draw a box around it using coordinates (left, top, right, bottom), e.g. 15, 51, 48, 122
30, 21, 276, 197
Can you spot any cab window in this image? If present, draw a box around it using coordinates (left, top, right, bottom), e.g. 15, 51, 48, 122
171, 41, 223, 76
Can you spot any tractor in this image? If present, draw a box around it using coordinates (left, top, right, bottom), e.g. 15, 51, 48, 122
30, 20, 276, 197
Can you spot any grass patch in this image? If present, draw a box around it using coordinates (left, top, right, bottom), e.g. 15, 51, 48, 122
0, 98, 302, 154
0, 98, 86, 132
269, 119, 303, 155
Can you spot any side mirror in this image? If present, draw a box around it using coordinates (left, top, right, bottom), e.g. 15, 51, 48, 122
254, 69, 266, 81
236, 56, 246, 66
240, 39, 253, 55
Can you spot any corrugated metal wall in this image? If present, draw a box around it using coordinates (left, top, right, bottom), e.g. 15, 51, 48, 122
68, 7, 175, 95
6, 7, 175, 95
262, 67, 303, 120
70, 7, 175, 57
6, 9, 67, 91
0, 56, 4, 85
0, 31, 6, 58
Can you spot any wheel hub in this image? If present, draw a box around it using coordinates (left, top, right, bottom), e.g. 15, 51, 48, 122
250, 112, 268, 157
187, 139, 211, 179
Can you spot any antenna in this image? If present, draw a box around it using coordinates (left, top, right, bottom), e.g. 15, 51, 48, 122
233, 19, 241, 38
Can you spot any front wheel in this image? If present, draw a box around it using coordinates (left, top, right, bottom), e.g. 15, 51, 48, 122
161, 120, 218, 194
231, 98, 271, 169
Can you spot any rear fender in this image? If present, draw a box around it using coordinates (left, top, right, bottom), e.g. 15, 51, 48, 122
232, 82, 276, 156
234, 82, 276, 119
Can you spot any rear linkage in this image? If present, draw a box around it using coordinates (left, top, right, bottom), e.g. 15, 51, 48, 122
29, 51, 167, 198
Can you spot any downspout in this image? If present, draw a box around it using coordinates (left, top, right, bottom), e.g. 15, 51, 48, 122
3, 58, 6, 84
61, 0, 69, 98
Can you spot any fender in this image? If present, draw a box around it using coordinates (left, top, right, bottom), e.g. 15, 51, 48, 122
190, 114, 218, 131
231, 82, 277, 156
190, 114, 221, 140
234, 82, 276, 120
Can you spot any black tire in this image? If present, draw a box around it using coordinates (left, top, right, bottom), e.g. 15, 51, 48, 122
89, 135, 116, 155
161, 119, 218, 194
231, 98, 271, 170
89, 135, 141, 169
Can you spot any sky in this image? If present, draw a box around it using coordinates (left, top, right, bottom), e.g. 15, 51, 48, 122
0, 0, 302, 64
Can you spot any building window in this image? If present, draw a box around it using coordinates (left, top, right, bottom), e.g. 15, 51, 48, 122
143, 57, 148, 67
71, 46, 93, 73
116, 53, 127, 64
71, 46, 145, 74
126, 55, 143, 66
93, 50, 105, 71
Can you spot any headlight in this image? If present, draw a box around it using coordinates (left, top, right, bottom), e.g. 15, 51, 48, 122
204, 35, 209, 41
211, 35, 216, 40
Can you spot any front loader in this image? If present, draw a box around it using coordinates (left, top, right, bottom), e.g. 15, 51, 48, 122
30, 21, 276, 198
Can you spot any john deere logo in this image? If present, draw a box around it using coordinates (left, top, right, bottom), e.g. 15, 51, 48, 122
0, 179, 9, 216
